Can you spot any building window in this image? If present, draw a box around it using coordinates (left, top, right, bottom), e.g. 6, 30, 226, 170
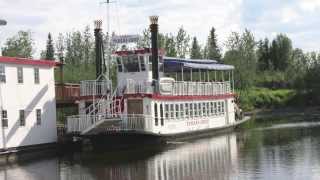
17, 67, 23, 83
0, 65, 6, 83
19, 110, 25, 126
160, 104, 164, 126
190, 103, 193, 118
36, 109, 41, 125
1, 110, 8, 128
34, 68, 40, 84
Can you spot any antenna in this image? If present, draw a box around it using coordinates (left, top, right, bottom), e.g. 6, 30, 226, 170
100, 0, 115, 82
100, 0, 115, 35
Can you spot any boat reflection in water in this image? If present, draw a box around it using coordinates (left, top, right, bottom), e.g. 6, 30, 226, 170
146, 134, 238, 180
0, 134, 239, 180
61, 134, 239, 180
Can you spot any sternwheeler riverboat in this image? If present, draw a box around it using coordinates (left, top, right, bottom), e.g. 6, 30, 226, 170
66, 16, 249, 142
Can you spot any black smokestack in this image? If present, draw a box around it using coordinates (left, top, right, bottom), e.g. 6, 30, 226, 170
150, 16, 159, 83
94, 20, 103, 79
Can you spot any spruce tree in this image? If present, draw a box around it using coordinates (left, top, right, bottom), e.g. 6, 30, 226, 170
190, 37, 202, 59
206, 27, 221, 61
45, 33, 55, 60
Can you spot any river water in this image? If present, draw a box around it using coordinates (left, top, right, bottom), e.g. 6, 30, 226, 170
1, 118, 320, 180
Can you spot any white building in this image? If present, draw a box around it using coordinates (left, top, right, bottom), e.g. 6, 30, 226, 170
0, 56, 58, 151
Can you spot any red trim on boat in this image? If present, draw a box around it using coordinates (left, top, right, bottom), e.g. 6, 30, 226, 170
0, 56, 60, 67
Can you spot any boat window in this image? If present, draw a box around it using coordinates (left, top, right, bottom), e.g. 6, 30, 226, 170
0, 65, 5, 83
165, 104, 169, 119
217, 101, 222, 114
170, 104, 174, 119
189, 103, 193, 118
221, 101, 225, 113
175, 104, 179, 119
116, 56, 123, 72
148, 55, 152, 71
139, 56, 146, 71
207, 102, 210, 116
214, 102, 217, 115
198, 103, 202, 116
210, 102, 214, 115
154, 103, 158, 126
202, 102, 206, 116
160, 104, 164, 126
194, 103, 198, 117
185, 103, 189, 118
122, 55, 139, 72
180, 104, 184, 119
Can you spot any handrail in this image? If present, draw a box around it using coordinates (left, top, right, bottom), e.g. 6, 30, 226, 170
66, 114, 153, 134
125, 80, 232, 96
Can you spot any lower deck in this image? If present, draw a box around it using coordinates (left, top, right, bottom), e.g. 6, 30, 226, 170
68, 95, 240, 136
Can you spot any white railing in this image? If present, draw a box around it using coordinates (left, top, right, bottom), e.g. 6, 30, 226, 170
126, 79, 153, 94
125, 80, 232, 96
80, 80, 112, 97
66, 114, 153, 134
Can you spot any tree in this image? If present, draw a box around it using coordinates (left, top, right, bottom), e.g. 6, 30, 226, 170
257, 38, 271, 71
206, 27, 221, 61
83, 26, 93, 66
176, 26, 190, 58
45, 33, 55, 60
224, 30, 257, 90
1, 30, 34, 58
56, 33, 65, 62
137, 29, 150, 48
270, 34, 293, 71
190, 37, 202, 59
164, 34, 177, 57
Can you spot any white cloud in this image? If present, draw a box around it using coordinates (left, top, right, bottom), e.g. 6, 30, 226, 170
299, 0, 320, 12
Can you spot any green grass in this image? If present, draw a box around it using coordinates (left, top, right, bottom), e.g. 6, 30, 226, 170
238, 88, 297, 111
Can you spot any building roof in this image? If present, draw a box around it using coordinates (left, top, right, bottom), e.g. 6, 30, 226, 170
0, 56, 60, 67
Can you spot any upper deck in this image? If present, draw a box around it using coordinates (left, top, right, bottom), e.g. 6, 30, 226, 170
112, 49, 235, 98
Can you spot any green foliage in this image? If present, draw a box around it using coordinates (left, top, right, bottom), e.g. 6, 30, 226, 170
164, 33, 177, 57
1, 30, 34, 58
257, 38, 271, 71
190, 37, 202, 59
239, 88, 296, 111
45, 33, 55, 60
176, 26, 190, 58
224, 30, 257, 90
205, 27, 221, 61
270, 34, 293, 71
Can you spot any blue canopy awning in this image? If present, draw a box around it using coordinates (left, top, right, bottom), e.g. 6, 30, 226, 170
163, 57, 234, 72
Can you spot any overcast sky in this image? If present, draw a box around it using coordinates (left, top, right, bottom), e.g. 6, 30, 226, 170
0, 0, 320, 58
